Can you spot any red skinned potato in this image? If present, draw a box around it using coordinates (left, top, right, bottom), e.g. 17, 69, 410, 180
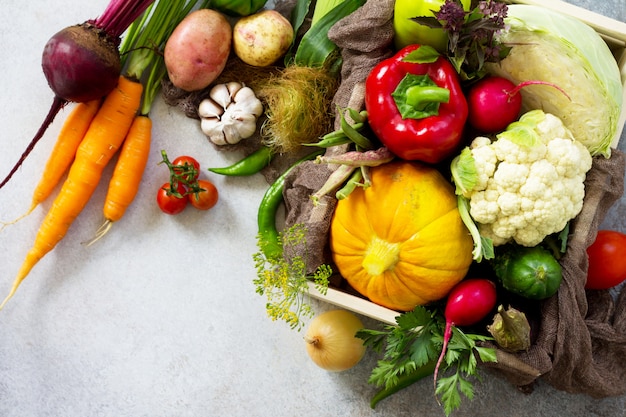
164, 9, 232, 92
233, 10, 294, 67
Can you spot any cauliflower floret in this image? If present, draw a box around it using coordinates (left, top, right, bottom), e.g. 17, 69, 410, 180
478, 223, 510, 246
492, 136, 547, 164
497, 192, 522, 216
469, 189, 500, 224
535, 112, 575, 142
492, 162, 529, 193
454, 110, 593, 251
469, 137, 498, 191
546, 138, 593, 178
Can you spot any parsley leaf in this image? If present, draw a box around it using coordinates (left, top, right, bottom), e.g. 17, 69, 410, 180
358, 305, 498, 415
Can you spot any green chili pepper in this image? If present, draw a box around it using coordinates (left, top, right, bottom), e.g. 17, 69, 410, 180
257, 149, 324, 260
208, 146, 274, 176
370, 361, 436, 409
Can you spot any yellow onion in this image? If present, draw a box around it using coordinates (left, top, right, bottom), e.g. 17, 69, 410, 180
304, 310, 366, 372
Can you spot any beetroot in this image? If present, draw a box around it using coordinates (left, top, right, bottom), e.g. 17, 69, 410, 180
42, 24, 121, 103
0, 0, 154, 190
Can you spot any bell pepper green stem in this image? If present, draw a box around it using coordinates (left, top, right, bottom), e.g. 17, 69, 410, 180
405, 85, 450, 109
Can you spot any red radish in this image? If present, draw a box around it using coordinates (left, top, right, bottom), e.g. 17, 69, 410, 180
433, 278, 497, 389
467, 76, 571, 133
0, 0, 154, 190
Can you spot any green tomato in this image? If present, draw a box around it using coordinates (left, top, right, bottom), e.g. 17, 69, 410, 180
492, 245, 563, 300
208, 0, 268, 16
393, 0, 472, 52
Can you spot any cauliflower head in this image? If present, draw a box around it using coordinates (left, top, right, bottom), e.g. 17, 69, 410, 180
452, 110, 593, 251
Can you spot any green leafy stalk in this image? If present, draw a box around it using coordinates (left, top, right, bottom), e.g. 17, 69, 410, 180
450, 148, 478, 197
292, 0, 366, 69
357, 306, 497, 415
457, 195, 494, 262
450, 149, 494, 261
120, 0, 207, 114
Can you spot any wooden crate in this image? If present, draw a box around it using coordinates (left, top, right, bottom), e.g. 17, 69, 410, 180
307, 0, 626, 325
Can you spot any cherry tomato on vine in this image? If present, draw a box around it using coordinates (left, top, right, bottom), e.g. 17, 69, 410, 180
189, 179, 219, 210
586, 230, 626, 290
156, 182, 188, 215
172, 155, 200, 183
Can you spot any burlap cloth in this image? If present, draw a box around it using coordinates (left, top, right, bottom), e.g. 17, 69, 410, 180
280, 0, 626, 398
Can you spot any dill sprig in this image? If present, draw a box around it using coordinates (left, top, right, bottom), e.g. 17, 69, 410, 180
253, 223, 331, 331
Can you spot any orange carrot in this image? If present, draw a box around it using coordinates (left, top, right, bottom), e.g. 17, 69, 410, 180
85, 114, 152, 245
0, 99, 101, 230
33, 99, 103, 205
0, 76, 142, 310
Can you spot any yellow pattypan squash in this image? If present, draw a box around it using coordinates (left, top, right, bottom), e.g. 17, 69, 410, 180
329, 161, 473, 311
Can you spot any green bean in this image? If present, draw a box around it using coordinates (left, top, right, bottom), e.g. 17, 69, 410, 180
340, 110, 374, 150
208, 146, 275, 176
257, 149, 325, 260
336, 169, 363, 200
305, 133, 353, 148
346, 107, 368, 124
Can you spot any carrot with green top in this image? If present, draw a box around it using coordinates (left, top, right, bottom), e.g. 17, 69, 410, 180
0, 75, 142, 310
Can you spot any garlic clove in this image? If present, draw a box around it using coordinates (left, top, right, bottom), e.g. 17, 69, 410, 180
222, 121, 243, 145
233, 87, 264, 116
237, 117, 258, 139
209, 83, 232, 109
244, 98, 264, 117
225, 81, 243, 98
201, 118, 227, 145
198, 98, 224, 119
233, 86, 255, 102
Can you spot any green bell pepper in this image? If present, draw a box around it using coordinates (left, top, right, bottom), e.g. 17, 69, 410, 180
393, 0, 471, 52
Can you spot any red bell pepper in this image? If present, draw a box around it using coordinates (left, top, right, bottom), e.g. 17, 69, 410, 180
364, 44, 468, 164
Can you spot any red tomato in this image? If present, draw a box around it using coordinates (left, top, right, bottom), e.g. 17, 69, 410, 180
586, 230, 626, 290
189, 179, 219, 210
156, 182, 188, 215
172, 155, 200, 183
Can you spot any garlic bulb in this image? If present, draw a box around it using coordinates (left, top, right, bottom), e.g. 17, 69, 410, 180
198, 82, 264, 145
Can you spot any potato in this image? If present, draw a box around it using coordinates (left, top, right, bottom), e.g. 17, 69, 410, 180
164, 9, 232, 92
233, 10, 294, 67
